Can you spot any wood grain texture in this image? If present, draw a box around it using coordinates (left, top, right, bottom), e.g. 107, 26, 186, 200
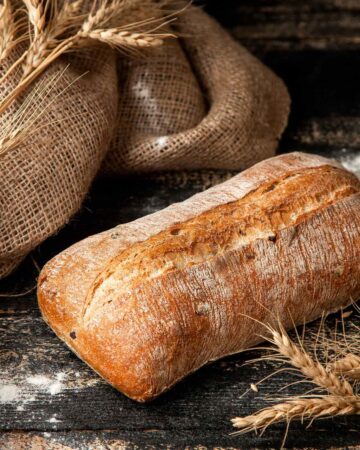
1, 0, 360, 447
205, 0, 360, 49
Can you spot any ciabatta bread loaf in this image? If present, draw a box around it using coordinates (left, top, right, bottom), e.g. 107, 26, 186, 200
38, 152, 360, 402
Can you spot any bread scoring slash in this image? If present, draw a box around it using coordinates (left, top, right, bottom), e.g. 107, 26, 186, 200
37, 152, 360, 402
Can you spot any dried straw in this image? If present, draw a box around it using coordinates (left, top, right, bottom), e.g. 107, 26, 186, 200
0, 66, 84, 156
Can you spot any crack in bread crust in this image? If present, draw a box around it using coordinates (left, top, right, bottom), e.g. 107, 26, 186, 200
82, 165, 360, 322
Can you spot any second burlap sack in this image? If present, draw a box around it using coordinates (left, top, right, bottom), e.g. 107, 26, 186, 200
103, 7, 290, 174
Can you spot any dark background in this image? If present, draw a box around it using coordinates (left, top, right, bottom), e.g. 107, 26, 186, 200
1, 1, 359, 449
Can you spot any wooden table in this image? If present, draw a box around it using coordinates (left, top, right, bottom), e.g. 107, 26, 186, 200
1, 1, 359, 448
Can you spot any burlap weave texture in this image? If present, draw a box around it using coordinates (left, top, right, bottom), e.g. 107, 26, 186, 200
103, 7, 290, 174
0, 47, 118, 278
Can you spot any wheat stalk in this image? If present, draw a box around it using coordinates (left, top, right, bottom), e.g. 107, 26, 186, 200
0, 0, 177, 115
232, 395, 360, 435
76, 0, 174, 49
81, 0, 121, 31
231, 314, 360, 443
23, 31, 52, 77
268, 325, 354, 396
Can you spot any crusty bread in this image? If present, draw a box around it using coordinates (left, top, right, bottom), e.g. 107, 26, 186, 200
37, 152, 360, 401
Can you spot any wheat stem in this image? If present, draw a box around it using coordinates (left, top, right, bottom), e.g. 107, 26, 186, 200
0, 38, 75, 115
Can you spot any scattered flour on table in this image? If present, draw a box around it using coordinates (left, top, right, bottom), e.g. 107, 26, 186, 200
0, 373, 65, 408
0, 371, 100, 410
0, 384, 19, 403
27, 375, 51, 386
27, 372, 65, 396
47, 415, 60, 423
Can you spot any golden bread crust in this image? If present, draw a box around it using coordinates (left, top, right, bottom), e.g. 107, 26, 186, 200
38, 152, 360, 401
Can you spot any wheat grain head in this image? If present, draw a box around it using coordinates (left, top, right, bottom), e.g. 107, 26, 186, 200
232, 395, 360, 435
266, 324, 355, 397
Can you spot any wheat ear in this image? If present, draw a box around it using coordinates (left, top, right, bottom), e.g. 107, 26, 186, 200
330, 354, 360, 380
77, 0, 174, 49
0, 0, 27, 60
23, 0, 46, 36
19, 0, 118, 78
232, 395, 360, 434
22, 0, 85, 77
0, 0, 15, 60
5, 0, 48, 79
0, 0, 177, 115
77, 28, 165, 48
269, 325, 354, 396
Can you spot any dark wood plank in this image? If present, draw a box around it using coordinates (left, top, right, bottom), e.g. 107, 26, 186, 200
0, 174, 359, 449
204, 0, 360, 50
1, 1, 360, 448
263, 49, 360, 153
0, 429, 359, 450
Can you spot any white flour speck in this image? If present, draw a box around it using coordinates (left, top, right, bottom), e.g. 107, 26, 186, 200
48, 381, 62, 395
133, 80, 150, 99
27, 373, 64, 395
157, 136, 168, 147
27, 375, 51, 386
48, 415, 60, 423
0, 384, 19, 403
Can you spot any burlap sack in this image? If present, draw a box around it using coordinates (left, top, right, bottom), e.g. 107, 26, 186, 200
0, 47, 118, 278
103, 7, 290, 174
102, 37, 206, 174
